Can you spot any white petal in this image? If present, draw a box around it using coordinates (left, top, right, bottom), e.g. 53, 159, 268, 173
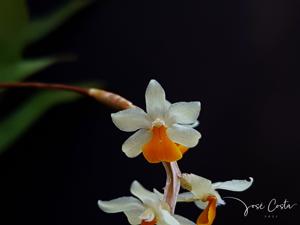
215, 193, 226, 206
212, 177, 254, 192
177, 192, 195, 202
185, 121, 199, 128
167, 124, 201, 147
158, 209, 180, 225
167, 102, 200, 125
130, 181, 159, 205
145, 79, 170, 119
153, 189, 164, 200
165, 99, 172, 108
194, 194, 225, 209
125, 209, 144, 225
174, 215, 196, 225
194, 200, 208, 209
98, 197, 143, 213
181, 174, 213, 199
111, 107, 151, 132
122, 129, 152, 158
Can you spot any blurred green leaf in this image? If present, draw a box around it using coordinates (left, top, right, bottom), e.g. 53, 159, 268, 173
24, 0, 92, 44
0, 0, 92, 82
0, 0, 29, 61
0, 0, 28, 39
0, 82, 99, 154
0, 1, 97, 154
0, 58, 57, 82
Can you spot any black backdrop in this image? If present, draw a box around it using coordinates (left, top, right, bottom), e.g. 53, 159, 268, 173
0, 0, 300, 224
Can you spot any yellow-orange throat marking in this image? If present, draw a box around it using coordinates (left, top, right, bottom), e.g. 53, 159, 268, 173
141, 219, 156, 225
142, 126, 188, 163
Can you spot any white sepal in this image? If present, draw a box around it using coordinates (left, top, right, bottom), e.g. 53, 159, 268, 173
130, 181, 160, 205
212, 177, 254, 192
122, 129, 152, 158
145, 79, 170, 119
174, 215, 196, 225
97, 197, 143, 213
177, 192, 195, 202
167, 101, 200, 125
167, 124, 201, 147
111, 107, 151, 132
158, 209, 180, 225
125, 209, 145, 224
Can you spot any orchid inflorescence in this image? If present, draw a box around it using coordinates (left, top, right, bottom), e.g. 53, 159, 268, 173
98, 80, 253, 225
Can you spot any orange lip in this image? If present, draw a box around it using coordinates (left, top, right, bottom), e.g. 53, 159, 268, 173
142, 126, 188, 163
196, 196, 217, 225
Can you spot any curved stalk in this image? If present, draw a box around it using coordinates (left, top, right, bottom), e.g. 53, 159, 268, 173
162, 161, 182, 214
0, 81, 180, 214
0, 82, 133, 110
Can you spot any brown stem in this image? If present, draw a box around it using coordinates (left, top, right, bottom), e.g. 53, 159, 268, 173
162, 161, 182, 214
88, 88, 133, 110
0, 81, 181, 214
0, 82, 133, 110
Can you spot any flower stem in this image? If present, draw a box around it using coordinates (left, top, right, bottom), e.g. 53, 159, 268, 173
0, 82, 133, 110
0, 81, 181, 214
162, 161, 182, 214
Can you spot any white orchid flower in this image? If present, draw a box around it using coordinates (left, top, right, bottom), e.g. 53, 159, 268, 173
98, 180, 195, 225
178, 173, 253, 225
111, 79, 201, 163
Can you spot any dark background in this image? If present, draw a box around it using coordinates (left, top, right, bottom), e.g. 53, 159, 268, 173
0, 0, 300, 224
